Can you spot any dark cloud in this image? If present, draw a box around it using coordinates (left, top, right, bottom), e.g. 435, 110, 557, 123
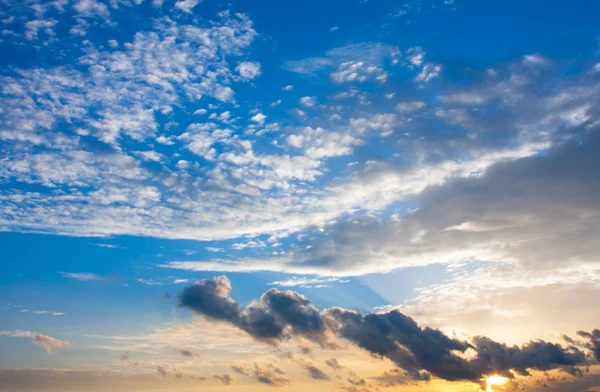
300, 346, 312, 355
212, 374, 235, 385
347, 375, 368, 390
577, 329, 600, 361
178, 276, 241, 323
304, 364, 329, 380
325, 307, 467, 381
325, 358, 342, 369
179, 277, 598, 384
156, 365, 168, 378
374, 368, 413, 388
155, 364, 204, 380
179, 276, 327, 345
231, 363, 288, 387
469, 336, 586, 378
175, 348, 197, 358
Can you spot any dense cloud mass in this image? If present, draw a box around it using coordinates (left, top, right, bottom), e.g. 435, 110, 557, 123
179, 276, 327, 345
165, 127, 600, 278
180, 277, 598, 384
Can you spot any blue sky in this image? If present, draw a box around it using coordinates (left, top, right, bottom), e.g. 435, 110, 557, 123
1, 0, 600, 391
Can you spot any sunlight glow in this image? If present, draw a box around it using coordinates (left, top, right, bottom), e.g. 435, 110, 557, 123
486, 375, 508, 392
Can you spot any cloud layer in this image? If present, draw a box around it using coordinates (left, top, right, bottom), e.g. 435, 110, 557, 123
179, 277, 597, 384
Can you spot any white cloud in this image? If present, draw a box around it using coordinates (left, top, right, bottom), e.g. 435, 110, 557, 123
24, 19, 57, 40
287, 126, 359, 159
299, 96, 317, 107
250, 112, 266, 125
156, 135, 175, 145
396, 101, 425, 113
136, 151, 162, 162
268, 276, 348, 287
415, 63, 442, 82
439, 92, 487, 104
1, 25, 598, 256
73, 0, 110, 21
231, 240, 266, 250
406, 46, 425, 67
330, 61, 387, 83
60, 272, 105, 281
523, 54, 551, 67
176, 160, 189, 169
174, 0, 200, 13
287, 43, 400, 77
236, 61, 261, 80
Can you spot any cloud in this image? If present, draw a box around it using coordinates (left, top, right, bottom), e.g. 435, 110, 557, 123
406, 46, 425, 67
576, 330, 600, 361
268, 277, 348, 288
396, 101, 426, 113
330, 61, 388, 83
237, 61, 261, 80
29, 310, 66, 316
60, 272, 122, 282
231, 363, 289, 386
250, 112, 266, 126
415, 63, 442, 82
299, 96, 317, 107
287, 126, 360, 159
2, 22, 600, 258
175, 348, 198, 358
304, 364, 330, 380
324, 358, 343, 369
24, 18, 57, 40
285, 43, 400, 76
174, 0, 200, 13
213, 374, 235, 384
179, 276, 328, 345
0, 330, 73, 354
523, 54, 551, 67
0, 369, 196, 391
164, 94, 600, 276
178, 278, 598, 385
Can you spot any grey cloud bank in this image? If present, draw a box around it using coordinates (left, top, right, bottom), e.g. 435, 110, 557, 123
179, 276, 598, 384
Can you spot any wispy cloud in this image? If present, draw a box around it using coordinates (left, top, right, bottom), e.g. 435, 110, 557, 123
0, 330, 73, 354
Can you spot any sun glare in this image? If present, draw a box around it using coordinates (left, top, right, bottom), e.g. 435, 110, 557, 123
486, 375, 508, 392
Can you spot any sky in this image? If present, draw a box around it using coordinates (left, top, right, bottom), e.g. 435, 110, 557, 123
1, 0, 600, 391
